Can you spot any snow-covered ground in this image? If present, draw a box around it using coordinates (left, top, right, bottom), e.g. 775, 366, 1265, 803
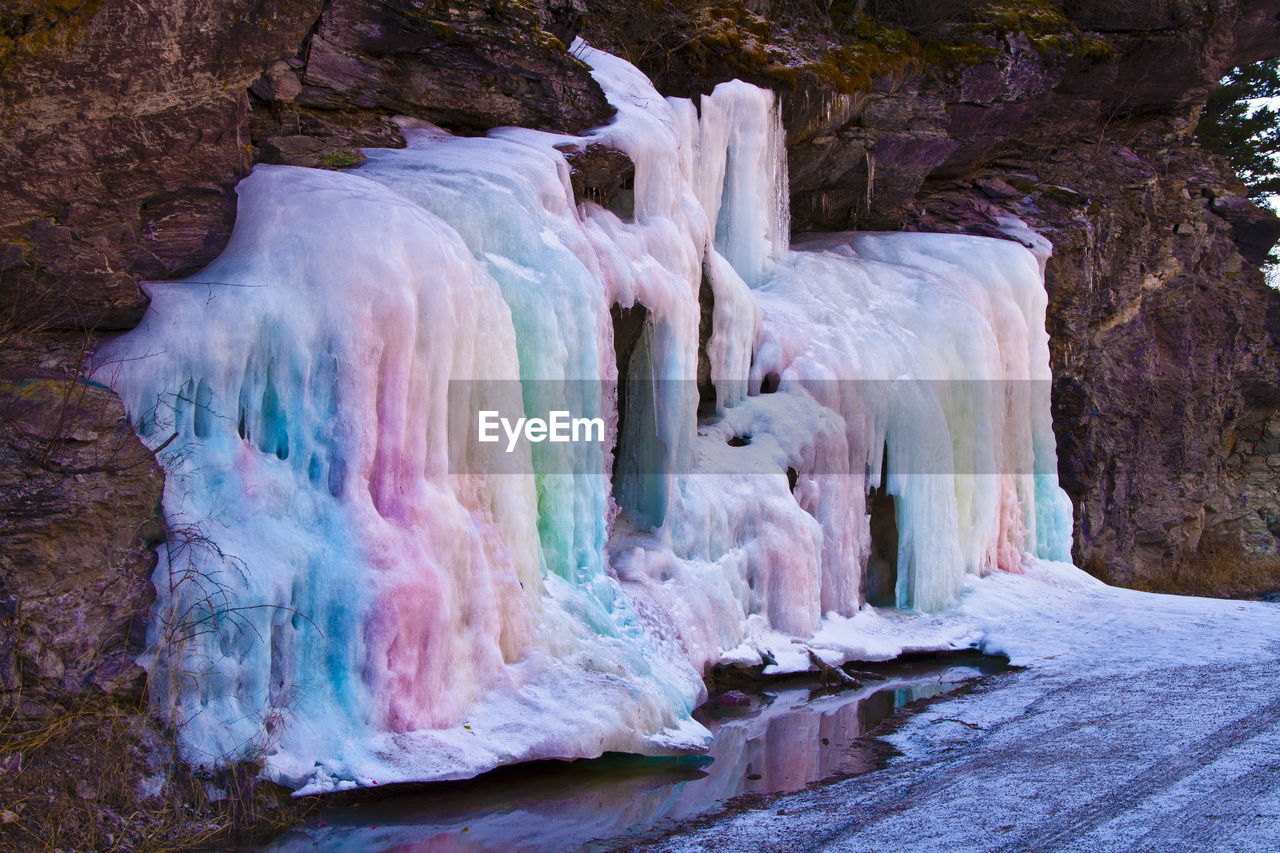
638, 560, 1280, 852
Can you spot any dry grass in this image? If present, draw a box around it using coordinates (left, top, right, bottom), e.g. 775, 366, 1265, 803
0, 691, 312, 853
1090, 542, 1280, 600
1159, 546, 1280, 600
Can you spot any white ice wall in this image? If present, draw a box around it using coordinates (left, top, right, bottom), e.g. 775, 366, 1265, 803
99, 44, 1073, 792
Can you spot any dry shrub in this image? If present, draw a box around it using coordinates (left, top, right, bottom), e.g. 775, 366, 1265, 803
1164, 544, 1280, 600
1091, 540, 1280, 599
0, 689, 311, 853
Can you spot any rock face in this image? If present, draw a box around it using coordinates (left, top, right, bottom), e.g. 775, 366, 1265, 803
3, 0, 1280, 715
0, 0, 326, 331
0, 336, 164, 705
1010, 138, 1280, 595
0, 0, 613, 334
247, 0, 614, 167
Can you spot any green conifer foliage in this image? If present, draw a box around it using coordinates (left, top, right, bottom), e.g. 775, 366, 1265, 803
1198, 58, 1280, 203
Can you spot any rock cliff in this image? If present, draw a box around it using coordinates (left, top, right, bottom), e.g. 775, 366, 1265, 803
3, 0, 1280, 716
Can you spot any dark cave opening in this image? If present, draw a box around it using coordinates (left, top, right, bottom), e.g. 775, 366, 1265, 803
611, 301, 666, 527
866, 443, 899, 608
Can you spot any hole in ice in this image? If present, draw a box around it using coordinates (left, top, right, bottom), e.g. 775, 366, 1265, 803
308, 454, 325, 487
786, 467, 799, 493
258, 364, 289, 461
727, 434, 751, 447
237, 366, 252, 443
269, 622, 289, 700
866, 489, 899, 607
696, 269, 717, 418
192, 379, 212, 438
866, 443, 899, 608
174, 379, 194, 432
134, 408, 155, 438
555, 142, 636, 219
328, 454, 347, 498
761, 371, 781, 394
611, 302, 666, 528
608, 172, 636, 221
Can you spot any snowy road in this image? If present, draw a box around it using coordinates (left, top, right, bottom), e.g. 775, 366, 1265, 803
636, 562, 1280, 853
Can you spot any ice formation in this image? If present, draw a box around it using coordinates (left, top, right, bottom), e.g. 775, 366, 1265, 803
99, 44, 1073, 792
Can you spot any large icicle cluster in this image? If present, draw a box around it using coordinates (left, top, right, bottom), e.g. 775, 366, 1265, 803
100, 45, 1072, 792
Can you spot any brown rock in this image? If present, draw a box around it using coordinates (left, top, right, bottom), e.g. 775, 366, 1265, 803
257, 136, 368, 170
0, 336, 164, 702
555, 142, 635, 209
279, 0, 614, 135
0, 0, 325, 332
250, 60, 304, 103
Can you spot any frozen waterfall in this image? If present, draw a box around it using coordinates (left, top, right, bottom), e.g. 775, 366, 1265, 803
99, 44, 1073, 793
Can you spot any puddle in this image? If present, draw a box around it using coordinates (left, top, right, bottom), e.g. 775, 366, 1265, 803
262, 653, 1006, 852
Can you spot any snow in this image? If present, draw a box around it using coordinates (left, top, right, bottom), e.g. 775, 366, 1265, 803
98, 42, 1077, 792
640, 562, 1280, 852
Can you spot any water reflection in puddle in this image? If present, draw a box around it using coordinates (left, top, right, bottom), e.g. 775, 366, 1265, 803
264, 655, 1005, 852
